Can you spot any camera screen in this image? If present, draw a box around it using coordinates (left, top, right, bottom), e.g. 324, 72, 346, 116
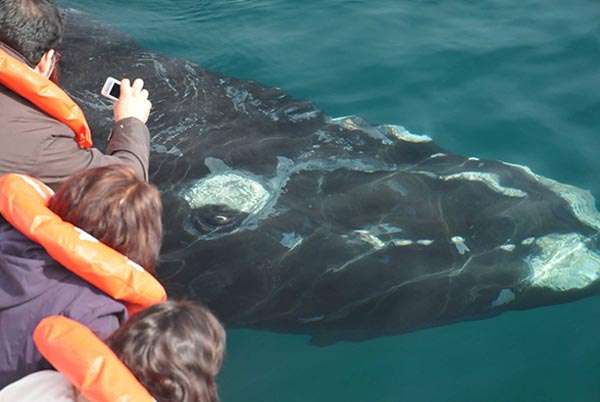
110, 82, 121, 99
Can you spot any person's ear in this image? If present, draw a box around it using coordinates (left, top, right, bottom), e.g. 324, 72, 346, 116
34, 50, 55, 78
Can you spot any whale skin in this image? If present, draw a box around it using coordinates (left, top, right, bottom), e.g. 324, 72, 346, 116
59, 10, 600, 344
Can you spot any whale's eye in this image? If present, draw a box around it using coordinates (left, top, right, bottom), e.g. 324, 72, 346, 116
189, 204, 248, 235
180, 170, 272, 238
215, 215, 229, 224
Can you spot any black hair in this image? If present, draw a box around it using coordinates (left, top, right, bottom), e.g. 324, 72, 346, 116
0, 0, 63, 66
108, 301, 226, 402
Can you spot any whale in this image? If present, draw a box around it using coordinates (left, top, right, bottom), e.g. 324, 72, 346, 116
59, 9, 600, 344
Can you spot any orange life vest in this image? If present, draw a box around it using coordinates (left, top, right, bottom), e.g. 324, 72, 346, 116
0, 48, 93, 149
0, 174, 166, 315
34, 316, 155, 402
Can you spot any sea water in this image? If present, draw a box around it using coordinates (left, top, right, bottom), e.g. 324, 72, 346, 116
59, 1, 600, 400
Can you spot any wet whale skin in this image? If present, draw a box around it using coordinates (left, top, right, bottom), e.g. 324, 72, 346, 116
60, 11, 600, 344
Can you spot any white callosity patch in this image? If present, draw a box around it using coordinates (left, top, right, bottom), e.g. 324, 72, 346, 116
504, 162, 600, 231
280, 232, 304, 250
353, 230, 434, 249
330, 116, 393, 144
439, 172, 527, 199
500, 244, 516, 252
492, 289, 516, 307
452, 236, 470, 255
283, 106, 320, 123
351, 225, 435, 250
224, 86, 258, 114
182, 174, 270, 214
522, 237, 536, 246
361, 224, 403, 236
328, 116, 432, 144
354, 230, 386, 249
377, 124, 432, 143
392, 239, 414, 247
527, 233, 600, 291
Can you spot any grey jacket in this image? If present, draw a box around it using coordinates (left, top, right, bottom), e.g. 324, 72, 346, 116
0, 43, 150, 187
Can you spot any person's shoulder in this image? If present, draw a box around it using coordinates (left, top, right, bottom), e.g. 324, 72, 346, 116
0, 221, 123, 322
0, 91, 74, 180
60, 272, 126, 309
60, 273, 128, 328
0, 218, 51, 261
0, 87, 74, 137
0, 370, 77, 402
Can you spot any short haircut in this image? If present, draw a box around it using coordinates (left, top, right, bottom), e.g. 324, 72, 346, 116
108, 301, 226, 402
0, 0, 63, 66
48, 165, 163, 274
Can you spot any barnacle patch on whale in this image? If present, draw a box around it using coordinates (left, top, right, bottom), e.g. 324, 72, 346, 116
527, 233, 600, 291
182, 173, 270, 213
432, 171, 528, 199
492, 289, 516, 307
328, 115, 432, 144
451, 236, 470, 255
377, 124, 432, 143
181, 158, 272, 237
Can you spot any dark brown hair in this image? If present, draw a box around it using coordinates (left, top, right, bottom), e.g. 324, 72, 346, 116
48, 165, 163, 273
108, 301, 226, 402
0, 0, 63, 66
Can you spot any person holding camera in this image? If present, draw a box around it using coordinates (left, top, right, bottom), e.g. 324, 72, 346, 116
0, 0, 152, 187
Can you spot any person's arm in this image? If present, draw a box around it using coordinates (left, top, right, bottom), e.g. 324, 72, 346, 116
106, 117, 151, 180
33, 78, 153, 187
35, 118, 150, 186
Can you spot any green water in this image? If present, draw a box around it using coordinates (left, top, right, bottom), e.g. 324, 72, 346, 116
61, 1, 600, 400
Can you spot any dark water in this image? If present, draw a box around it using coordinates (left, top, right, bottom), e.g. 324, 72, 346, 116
61, 1, 600, 400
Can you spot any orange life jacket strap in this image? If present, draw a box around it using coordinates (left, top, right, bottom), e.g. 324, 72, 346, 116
0, 174, 167, 315
0, 48, 93, 149
34, 316, 155, 402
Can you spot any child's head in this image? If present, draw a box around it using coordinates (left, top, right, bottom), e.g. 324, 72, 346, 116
108, 300, 226, 402
48, 165, 163, 273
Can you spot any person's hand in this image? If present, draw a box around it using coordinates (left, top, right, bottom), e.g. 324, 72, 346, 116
114, 78, 152, 124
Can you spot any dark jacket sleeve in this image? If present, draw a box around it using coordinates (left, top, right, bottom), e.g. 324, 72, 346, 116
33, 117, 150, 186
